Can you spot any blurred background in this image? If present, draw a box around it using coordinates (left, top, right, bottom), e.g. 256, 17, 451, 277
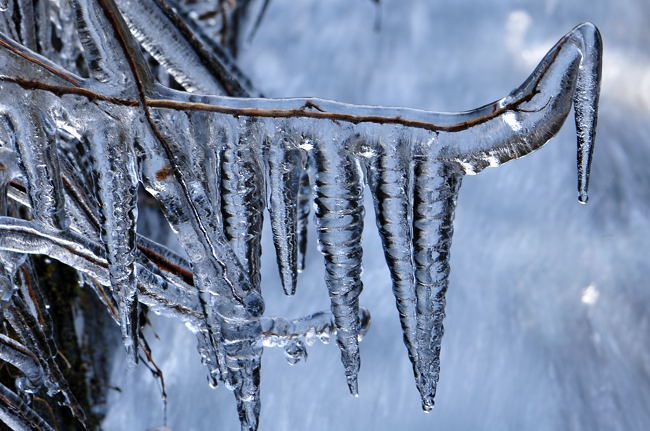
103, 0, 650, 429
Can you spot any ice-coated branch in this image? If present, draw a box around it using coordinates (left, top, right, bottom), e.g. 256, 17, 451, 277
115, 0, 258, 96
0, 22, 601, 204
0, 333, 43, 391
0, 383, 54, 431
261, 308, 371, 348
437, 22, 601, 202
262, 307, 371, 365
0, 3, 602, 429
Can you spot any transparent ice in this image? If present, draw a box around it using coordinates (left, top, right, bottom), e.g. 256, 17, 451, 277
0, 1, 602, 430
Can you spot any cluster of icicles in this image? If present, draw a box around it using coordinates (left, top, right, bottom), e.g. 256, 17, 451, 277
0, 0, 602, 430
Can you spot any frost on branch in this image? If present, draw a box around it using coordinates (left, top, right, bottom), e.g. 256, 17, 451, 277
0, 0, 601, 429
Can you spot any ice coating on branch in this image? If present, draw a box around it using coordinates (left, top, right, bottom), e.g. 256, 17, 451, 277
0, 5, 601, 429
0, 333, 44, 391
5, 295, 86, 424
437, 22, 601, 204
0, 382, 55, 431
261, 308, 371, 351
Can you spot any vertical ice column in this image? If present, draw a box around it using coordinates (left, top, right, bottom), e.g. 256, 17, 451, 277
314, 133, 365, 395
413, 142, 462, 411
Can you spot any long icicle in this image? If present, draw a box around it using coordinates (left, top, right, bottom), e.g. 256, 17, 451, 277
313, 133, 365, 396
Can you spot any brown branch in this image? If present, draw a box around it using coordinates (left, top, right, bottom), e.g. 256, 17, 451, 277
0, 73, 552, 134
0, 20, 571, 136
0, 39, 81, 86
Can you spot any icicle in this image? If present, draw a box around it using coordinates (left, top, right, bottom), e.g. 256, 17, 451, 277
266, 128, 305, 295
87, 121, 140, 364
210, 120, 266, 429
221, 317, 263, 431
572, 23, 602, 203
367, 133, 423, 397
0, 382, 55, 431
412, 146, 462, 411
313, 132, 365, 396
220, 118, 265, 287
217, 114, 266, 429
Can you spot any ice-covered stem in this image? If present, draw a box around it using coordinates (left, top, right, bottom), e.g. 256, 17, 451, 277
115, 0, 225, 94
0, 333, 44, 391
115, 0, 257, 96
0, 382, 55, 431
71, 0, 139, 93
0, 103, 68, 231
261, 307, 371, 348
0, 216, 201, 321
0, 23, 601, 143
5, 295, 87, 425
437, 22, 602, 203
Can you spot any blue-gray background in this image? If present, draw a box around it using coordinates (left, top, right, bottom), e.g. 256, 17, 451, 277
103, 1, 650, 429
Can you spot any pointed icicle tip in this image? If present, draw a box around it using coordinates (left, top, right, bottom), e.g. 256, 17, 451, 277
422, 396, 435, 413
578, 192, 589, 204
347, 376, 359, 397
